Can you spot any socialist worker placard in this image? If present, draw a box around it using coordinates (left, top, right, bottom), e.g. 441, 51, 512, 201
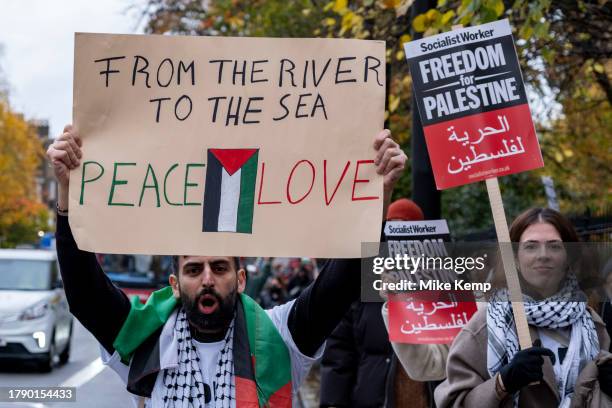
404, 19, 543, 189
383, 220, 477, 344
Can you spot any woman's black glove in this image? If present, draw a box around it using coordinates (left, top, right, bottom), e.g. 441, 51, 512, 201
500, 339, 556, 394
599, 361, 612, 397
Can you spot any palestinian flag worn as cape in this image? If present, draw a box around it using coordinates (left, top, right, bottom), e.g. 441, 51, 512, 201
113, 288, 292, 407
203, 149, 259, 233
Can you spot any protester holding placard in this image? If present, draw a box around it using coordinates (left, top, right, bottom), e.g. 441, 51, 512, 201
319, 199, 432, 408
434, 208, 612, 407
48, 126, 407, 408
376, 200, 452, 404
381, 303, 450, 383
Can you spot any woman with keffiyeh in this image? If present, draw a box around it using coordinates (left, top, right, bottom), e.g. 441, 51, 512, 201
435, 208, 612, 408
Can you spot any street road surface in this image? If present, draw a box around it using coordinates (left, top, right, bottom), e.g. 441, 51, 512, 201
0, 320, 133, 407
0, 319, 321, 408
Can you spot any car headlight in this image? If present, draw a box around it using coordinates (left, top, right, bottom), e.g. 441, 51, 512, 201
19, 302, 49, 321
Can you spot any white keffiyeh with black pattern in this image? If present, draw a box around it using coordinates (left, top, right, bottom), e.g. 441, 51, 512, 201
486, 274, 599, 407
161, 308, 235, 408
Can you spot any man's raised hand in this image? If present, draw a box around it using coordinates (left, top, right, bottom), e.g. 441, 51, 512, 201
46, 124, 82, 188
373, 129, 407, 199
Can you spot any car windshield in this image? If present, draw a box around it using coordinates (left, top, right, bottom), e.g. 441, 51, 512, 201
0, 259, 52, 290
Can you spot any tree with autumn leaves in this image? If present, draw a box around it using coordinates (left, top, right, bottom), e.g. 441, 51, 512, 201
0, 97, 48, 247
139, 0, 610, 233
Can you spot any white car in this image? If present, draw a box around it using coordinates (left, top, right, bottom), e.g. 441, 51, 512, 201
0, 249, 73, 372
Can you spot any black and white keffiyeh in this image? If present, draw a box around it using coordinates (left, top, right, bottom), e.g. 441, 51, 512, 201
162, 308, 236, 408
486, 274, 599, 407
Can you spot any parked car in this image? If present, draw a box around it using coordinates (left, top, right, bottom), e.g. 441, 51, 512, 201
0, 249, 73, 372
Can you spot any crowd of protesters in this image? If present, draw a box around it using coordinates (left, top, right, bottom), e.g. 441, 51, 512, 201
89, 202, 612, 408
49, 127, 611, 408
247, 257, 318, 308
92, 202, 612, 407
254, 201, 611, 407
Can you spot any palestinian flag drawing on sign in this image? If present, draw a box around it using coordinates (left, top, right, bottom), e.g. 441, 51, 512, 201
203, 148, 259, 233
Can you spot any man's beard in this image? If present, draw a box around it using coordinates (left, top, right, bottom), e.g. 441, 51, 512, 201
181, 286, 237, 333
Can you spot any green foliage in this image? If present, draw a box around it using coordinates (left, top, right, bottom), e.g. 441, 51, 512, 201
0, 98, 49, 248
538, 81, 611, 216
0, 202, 48, 249
141, 0, 327, 37
139, 0, 611, 233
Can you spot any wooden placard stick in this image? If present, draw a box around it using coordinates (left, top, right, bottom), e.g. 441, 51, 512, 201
486, 177, 532, 349
449, 23, 532, 350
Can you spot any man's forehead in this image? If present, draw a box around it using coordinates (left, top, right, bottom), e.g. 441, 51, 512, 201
180, 256, 233, 265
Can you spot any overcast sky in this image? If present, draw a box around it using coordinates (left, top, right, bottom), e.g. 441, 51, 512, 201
0, 0, 144, 137
0, 1, 561, 138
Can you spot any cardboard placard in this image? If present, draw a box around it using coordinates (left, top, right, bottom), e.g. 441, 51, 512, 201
71, 33, 386, 257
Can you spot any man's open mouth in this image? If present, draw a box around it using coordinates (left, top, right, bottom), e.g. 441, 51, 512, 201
198, 294, 219, 314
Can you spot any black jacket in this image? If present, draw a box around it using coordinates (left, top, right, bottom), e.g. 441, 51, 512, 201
320, 302, 397, 408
